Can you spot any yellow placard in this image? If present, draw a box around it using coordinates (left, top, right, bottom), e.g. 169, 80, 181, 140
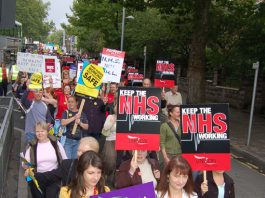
82, 64, 104, 88
75, 84, 99, 98
28, 72, 42, 90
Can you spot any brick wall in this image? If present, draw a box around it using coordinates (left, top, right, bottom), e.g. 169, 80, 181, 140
179, 77, 265, 113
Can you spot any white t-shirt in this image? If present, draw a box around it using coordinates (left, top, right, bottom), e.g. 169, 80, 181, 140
138, 159, 157, 188
25, 141, 67, 173
103, 114, 116, 141
156, 189, 198, 198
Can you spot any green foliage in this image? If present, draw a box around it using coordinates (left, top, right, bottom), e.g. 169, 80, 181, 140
16, 0, 54, 42
46, 30, 64, 45
67, 0, 265, 87
67, 0, 122, 52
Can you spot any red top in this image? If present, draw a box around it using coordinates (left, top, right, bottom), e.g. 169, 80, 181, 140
27, 91, 34, 101
55, 92, 68, 119
2, 68, 7, 80
107, 92, 115, 104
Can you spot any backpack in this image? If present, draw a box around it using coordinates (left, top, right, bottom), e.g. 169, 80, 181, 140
28, 134, 63, 172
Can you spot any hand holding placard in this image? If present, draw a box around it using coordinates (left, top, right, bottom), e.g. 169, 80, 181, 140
72, 99, 85, 135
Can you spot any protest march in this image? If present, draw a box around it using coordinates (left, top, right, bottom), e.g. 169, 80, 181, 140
0, 47, 234, 198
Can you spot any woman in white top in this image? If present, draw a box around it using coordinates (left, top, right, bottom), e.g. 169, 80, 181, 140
102, 103, 117, 185
156, 155, 197, 198
23, 122, 67, 198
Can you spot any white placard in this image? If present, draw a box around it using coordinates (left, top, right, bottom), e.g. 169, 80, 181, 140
100, 48, 125, 83
16, 52, 43, 73
42, 56, 61, 88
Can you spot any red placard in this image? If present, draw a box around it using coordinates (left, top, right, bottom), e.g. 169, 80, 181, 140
154, 60, 175, 88
156, 62, 175, 72
127, 73, 144, 81
116, 133, 160, 150
181, 104, 230, 171
154, 79, 175, 88
102, 48, 126, 58
182, 153, 231, 170
116, 87, 161, 150
45, 58, 55, 73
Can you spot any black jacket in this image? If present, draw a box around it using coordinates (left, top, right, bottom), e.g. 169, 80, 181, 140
35, 159, 78, 196
194, 171, 235, 198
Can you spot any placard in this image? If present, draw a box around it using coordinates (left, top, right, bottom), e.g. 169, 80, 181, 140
42, 57, 61, 88
69, 63, 77, 79
76, 61, 83, 83
91, 182, 156, 198
116, 87, 161, 150
100, 48, 125, 83
75, 62, 104, 98
16, 52, 43, 73
181, 104, 230, 171
154, 60, 175, 88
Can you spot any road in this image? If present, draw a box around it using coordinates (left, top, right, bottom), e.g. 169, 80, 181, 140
229, 156, 265, 198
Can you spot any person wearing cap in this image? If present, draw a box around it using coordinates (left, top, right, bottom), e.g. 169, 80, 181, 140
21, 73, 53, 143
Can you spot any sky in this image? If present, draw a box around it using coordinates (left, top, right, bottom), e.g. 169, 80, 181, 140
43, 0, 74, 29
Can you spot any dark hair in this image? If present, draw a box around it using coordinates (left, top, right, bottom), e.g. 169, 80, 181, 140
167, 104, 180, 117
156, 155, 195, 198
69, 151, 106, 198
68, 95, 78, 102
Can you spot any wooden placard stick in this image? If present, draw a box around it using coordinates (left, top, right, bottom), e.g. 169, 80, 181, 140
203, 170, 207, 183
72, 98, 85, 135
134, 150, 138, 163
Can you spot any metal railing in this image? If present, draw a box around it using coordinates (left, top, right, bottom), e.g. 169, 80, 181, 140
0, 97, 14, 197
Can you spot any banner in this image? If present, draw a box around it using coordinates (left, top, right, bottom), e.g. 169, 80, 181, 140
180, 104, 230, 171
42, 56, 61, 89
75, 62, 104, 98
100, 48, 125, 83
91, 182, 156, 198
154, 60, 175, 88
116, 87, 161, 150
16, 52, 43, 73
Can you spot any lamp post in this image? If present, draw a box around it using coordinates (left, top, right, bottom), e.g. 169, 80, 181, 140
247, 61, 259, 146
120, 7, 125, 51
144, 46, 147, 77
120, 6, 134, 51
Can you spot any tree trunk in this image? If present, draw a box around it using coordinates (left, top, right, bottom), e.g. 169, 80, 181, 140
187, 0, 211, 104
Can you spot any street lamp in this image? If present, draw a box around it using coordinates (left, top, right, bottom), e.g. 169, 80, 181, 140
120, 7, 134, 51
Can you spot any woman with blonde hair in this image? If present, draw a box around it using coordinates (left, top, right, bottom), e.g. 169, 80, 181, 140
23, 122, 67, 198
62, 70, 70, 86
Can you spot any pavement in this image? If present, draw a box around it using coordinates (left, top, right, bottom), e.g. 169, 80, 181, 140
229, 107, 265, 173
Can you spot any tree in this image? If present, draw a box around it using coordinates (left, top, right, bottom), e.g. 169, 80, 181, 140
67, 0, 122, 52
16, 0, 55, 42
187, 0, 211, 104
46, 30, 64, 45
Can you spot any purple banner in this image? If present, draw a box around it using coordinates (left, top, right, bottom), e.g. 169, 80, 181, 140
91, 182, 156, 198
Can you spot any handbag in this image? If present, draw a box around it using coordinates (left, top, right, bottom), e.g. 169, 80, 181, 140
101, 127, 112, 137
